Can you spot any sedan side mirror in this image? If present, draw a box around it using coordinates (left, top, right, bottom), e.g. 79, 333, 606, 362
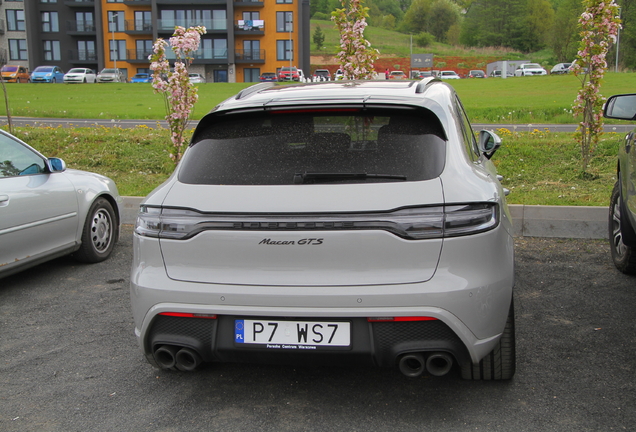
47, 157, 66, 173
604, 94, 636, 120
478, 130, 502, 159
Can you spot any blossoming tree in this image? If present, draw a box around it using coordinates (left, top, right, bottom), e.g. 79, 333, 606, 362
572, 0, 621, 175
331, 0, 379, 80
150, 26, 206, 164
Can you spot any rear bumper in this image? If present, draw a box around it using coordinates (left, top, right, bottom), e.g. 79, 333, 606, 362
130, 224, 514, 370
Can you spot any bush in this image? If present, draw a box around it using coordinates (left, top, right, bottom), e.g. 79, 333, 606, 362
312, 12, 330, 20
415, 32, 435, 48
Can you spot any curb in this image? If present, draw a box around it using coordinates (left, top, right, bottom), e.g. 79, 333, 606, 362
120, 197, 609, 240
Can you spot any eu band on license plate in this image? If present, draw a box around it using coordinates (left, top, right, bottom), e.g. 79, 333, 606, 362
234, 319, 351, 349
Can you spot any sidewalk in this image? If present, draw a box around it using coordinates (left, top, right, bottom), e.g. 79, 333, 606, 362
120, 197, 609, 239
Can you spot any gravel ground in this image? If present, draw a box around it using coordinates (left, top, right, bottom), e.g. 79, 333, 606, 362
1, 226, 635, 432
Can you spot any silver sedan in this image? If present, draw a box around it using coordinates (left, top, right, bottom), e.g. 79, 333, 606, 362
0, 129, 121, 279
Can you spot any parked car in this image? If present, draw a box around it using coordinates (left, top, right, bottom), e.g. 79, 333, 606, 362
1, 65, 30, 83
0, 129, 121, 279
189, 73, 206, 84
130, 79, 515, 380
514, 63, 547, 76
259, 72, 278, 82
389, 71, 406, 80
489, 70, 514, 78
278, 66, 300, 81
64, 68, 97, 83
468, 70, 486, 78
31, 66, 65, 83
550, 63, 572, 75
313, 69, 331, 81
440, 70, 461, 79
130, 73, 152, 83
96, 68, 124, 83
334, 69, 344, 80
604, 93, 636, 274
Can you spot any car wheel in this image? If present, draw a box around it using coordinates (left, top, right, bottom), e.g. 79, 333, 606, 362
461, 300, 516, 380
74, 197, 117, 263
83, 78, 87, 83
53, 78, 56, 83
609, 180, 636, 274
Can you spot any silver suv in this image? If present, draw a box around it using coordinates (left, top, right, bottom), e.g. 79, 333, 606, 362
131, 79, 516, 380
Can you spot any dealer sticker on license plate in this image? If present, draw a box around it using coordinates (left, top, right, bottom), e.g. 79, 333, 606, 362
234, 319, 351, 348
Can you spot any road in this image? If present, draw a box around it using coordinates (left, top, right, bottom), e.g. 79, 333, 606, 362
1, 116, 635, 133
1, 226, 635, 431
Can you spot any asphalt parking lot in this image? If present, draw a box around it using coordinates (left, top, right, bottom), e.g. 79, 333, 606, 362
1, 225, 635, 432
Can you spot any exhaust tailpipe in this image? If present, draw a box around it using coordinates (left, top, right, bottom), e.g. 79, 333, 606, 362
398, 353, 426, 377
154, 345, 179, 369
175, 347, 202, 372
425, 352, 453, 377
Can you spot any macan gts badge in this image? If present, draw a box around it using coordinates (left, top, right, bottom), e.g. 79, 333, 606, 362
130, 78, 516, 380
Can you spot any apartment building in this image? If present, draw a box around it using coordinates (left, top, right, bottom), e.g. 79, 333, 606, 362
3, 0, 310, 82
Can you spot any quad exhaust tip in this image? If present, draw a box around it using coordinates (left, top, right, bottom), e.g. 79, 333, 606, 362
398, 352, 453, 377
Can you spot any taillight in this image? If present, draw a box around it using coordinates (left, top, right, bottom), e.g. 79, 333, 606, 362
158, 312, 217, 319
135, 203, 498, 240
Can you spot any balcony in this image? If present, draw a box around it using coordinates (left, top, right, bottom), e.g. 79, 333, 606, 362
165, 48, 228, 64
124, 0, 151, 5
234, 20, 264, 35
126, 49, 152, 63
124, 20, 152, 34
68, 50, 98, 63
64, 0, 95, 7
234, 0, 264, 7
157, 19, 227, 33
157, 0, 226, 4
234, 49, 265, 63
67, 21, 96, 35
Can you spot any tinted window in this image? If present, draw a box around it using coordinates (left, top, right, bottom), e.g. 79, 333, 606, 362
181, 110, 446, 185
0, 134, 46, 178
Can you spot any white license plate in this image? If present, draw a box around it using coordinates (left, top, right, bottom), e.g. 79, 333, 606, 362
234, 319, 351, 348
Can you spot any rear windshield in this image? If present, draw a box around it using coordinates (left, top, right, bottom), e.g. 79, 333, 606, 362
180, 109, 446, 185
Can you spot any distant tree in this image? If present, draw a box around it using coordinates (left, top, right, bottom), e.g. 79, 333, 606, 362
415, 32, 436, 47
517, 0, 554, 52
551, 0, 584, 62
428, 0, 462, 42
313, 25, 326, 50
399, 0, 433, 34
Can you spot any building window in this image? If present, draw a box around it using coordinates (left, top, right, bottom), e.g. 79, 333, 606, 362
7, 10, 26, 31
76, 12, 94, 32
160, 9, 226, 31
9, 39, 27, 60
276, 0, 293, 3
243, 11, 260, 21
276, 40, 292, 61
134, 11, 152, 31
107, 0, 124, 3
41, 0, 57, 3
110, 40, 126, 61
244, 68, 260, 83
42, 12, 59, 32
108, 11, 124, 32
137, 68, 150, 74
77, 40, 96, 61
276, 12, 293, 32
135, 40, 153, 60
43, 41, 61, 61
242, 40, 261, 60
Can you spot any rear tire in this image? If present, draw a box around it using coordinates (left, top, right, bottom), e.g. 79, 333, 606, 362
74, 197, 117, 263
461, 300, 516, 380
609, 180, 636, 274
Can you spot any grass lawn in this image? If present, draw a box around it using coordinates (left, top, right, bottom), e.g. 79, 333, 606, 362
2, 73, 636, 124
9, 125, 618, 206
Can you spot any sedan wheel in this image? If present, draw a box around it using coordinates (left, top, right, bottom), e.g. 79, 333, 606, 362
75, 198, 117, 263
609, 181, 636, 274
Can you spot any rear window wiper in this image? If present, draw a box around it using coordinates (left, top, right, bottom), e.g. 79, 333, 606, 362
293, 172, 407, 184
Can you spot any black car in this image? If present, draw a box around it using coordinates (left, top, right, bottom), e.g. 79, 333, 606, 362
604, 93, 636, 273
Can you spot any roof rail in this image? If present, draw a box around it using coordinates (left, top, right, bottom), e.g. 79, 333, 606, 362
415, 77, 441, 94
235, 82, 276, 100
